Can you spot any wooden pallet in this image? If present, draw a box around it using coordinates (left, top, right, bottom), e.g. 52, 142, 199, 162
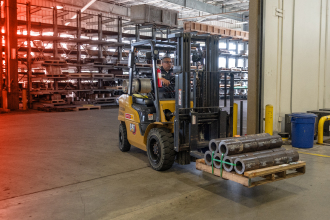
37, 107, 74, 112
184, 21, 249, 40
74, 105, 101, 111
196, 159, 306, 188
39, 100, 66, 104
116, 63, 128, 66
115, 75, 129, 79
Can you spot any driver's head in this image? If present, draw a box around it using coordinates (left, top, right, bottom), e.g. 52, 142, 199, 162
162, 57, 172, 72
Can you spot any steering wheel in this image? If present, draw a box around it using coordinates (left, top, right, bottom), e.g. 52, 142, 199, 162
163, 76, 175, 98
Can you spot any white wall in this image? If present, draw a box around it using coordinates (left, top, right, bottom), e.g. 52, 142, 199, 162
262, 0, 330, 132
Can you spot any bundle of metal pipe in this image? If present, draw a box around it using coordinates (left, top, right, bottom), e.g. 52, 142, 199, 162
234, 149, 299, 174
219, 134, 283, 156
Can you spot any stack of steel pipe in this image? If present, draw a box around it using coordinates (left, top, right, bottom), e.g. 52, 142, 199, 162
204, 133, 300, 174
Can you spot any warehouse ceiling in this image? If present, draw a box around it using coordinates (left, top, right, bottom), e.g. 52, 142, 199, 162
16, 0, 249, 30
97, 0, 249, 23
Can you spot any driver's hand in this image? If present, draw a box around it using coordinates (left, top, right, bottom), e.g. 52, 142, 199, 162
161, 78, 170, 86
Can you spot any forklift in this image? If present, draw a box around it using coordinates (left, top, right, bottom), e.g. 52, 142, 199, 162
118, 33, 233, 171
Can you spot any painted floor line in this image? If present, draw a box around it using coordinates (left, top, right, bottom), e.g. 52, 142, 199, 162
297, 151, 330, 158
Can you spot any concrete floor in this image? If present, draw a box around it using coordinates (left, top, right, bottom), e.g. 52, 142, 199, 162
0, 109, 329, 220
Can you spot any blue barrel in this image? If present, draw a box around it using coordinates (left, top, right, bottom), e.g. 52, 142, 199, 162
291, 113, 317, 148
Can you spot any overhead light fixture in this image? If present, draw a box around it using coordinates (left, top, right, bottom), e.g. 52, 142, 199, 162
65, 0, 97, 26
236, 21, 249, 25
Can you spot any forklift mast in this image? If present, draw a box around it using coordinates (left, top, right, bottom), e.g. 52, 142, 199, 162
169, 33, 228, 161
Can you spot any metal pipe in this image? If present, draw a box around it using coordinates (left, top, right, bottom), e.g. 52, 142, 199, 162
209, 139, 220, 152
286, 149, 299, 163
204, 151, 213, 166
255, 153, 274, 168
272, 151, 288, 165
268, 136, 283, 149
233, 149, 299, 174
222, 154, 246, 172
234, 156, 260, 174
219, 134, 281, 156
317, 115, 330, 144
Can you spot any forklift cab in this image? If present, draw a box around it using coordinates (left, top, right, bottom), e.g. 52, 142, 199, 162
118, 34, 229, 171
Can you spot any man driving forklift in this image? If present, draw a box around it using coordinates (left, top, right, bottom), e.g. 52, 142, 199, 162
159, 57, 175, 98
160, 57, 173, 86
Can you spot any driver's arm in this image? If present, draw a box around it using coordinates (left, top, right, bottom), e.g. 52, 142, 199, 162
161, 78, 170, 86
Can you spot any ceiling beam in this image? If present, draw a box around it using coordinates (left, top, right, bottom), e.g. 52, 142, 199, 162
40, 0, 130, 17
162, 0, 244, 21
86, 18, 115, 26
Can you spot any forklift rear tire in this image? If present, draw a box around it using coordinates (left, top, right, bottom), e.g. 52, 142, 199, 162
147, 128, 175, 171
119, 123, 131, 152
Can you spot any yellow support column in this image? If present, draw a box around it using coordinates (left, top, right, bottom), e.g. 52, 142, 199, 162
233, 103, 238, 136
22, 89, 27, 110
318, 116, 330, 144
265, 105, 273, 135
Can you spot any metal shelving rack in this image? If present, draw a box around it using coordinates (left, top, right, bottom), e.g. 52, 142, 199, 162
15, 2, 175, 109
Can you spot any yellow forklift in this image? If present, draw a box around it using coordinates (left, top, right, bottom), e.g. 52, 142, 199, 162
118, 33, 233, 171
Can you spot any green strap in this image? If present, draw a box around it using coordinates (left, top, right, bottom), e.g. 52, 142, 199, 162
210, 151, 236, 178
212, 151, 214, 175
220, 153, 224, 178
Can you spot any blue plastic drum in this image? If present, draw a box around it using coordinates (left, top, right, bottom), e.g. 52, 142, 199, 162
291, 113, 317, 148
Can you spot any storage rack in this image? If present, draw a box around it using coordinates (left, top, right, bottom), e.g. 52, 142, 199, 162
12, 2, 176, 110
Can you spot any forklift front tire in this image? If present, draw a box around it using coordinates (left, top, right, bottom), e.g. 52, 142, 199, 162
119, 123, 131, 152
147, 128, 175, 171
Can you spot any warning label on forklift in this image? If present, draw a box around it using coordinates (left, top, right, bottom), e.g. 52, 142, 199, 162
125, 113, 134, 120
178, 89, 182, 106
148, 114, 154, 120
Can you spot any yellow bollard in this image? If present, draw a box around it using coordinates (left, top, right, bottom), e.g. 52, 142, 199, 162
317, 116, 330, 144
265, 105, 273, 135
233, 103, 238, 137
2, 90, 7, 109
22, 89, 27, 110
